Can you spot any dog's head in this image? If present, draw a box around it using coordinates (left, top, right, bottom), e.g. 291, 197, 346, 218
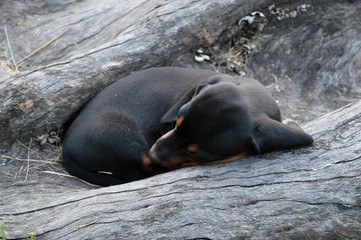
149, 77, 313, 170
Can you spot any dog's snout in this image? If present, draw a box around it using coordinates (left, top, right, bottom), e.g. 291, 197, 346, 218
157, 129, 173, 141
148, 144, 160, 163
148, 129, 173, 162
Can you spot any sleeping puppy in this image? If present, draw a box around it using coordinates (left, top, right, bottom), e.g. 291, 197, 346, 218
149, 77, 314, 169
62, 67, 313, 186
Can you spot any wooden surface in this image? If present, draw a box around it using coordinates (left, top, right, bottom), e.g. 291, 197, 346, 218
1, 0, 361, 239
1, 100, 360, 239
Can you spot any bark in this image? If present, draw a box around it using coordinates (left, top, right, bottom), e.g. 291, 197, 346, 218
1, 100, 361, 239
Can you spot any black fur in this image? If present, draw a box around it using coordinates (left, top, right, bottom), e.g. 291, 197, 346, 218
62, 67, 313, 186
148, 77, 314, 169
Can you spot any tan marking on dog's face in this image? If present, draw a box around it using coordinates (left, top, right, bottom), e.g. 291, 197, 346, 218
160, 152, 248, 170
176, 115, 185, 128
205, 152, 249, 165
160, 156, 197, 170
142, 153, 153, 173
186, 144, 199, 153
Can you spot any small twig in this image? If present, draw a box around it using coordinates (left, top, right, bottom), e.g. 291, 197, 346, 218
42, 171, 100, 187
42, 170, 73, 177
24, 138, 32, 182
1, 155, 58, 164
4, 24, 18, 71
16, 27, 71, 66
1, 171, 14, 178
16, 139, 33, 153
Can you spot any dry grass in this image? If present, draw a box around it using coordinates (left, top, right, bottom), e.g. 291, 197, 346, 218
1, 138, 99, 187
1, 138, 63, 180
0, 60, 18, 74
3, 25, 18, 72
0, 25, 82, 184
1, 25, 71, 74
16, 27, 71, 66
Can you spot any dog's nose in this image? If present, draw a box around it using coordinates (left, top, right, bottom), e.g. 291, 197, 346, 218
148, 129, 175, 162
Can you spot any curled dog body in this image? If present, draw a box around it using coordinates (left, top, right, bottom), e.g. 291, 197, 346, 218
62, 67, 313, 186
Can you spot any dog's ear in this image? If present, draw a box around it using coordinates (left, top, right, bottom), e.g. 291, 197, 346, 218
248, 118, 313, 154
160, 85, 202, 123
160, 75, 225, 123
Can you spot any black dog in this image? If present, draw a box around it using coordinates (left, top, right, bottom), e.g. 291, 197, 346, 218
62, 67, 313, 186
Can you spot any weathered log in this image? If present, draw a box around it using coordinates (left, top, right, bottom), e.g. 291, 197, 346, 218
1, 99, 360, 239
0, 0, 273, 150
1, 1, 361, 239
